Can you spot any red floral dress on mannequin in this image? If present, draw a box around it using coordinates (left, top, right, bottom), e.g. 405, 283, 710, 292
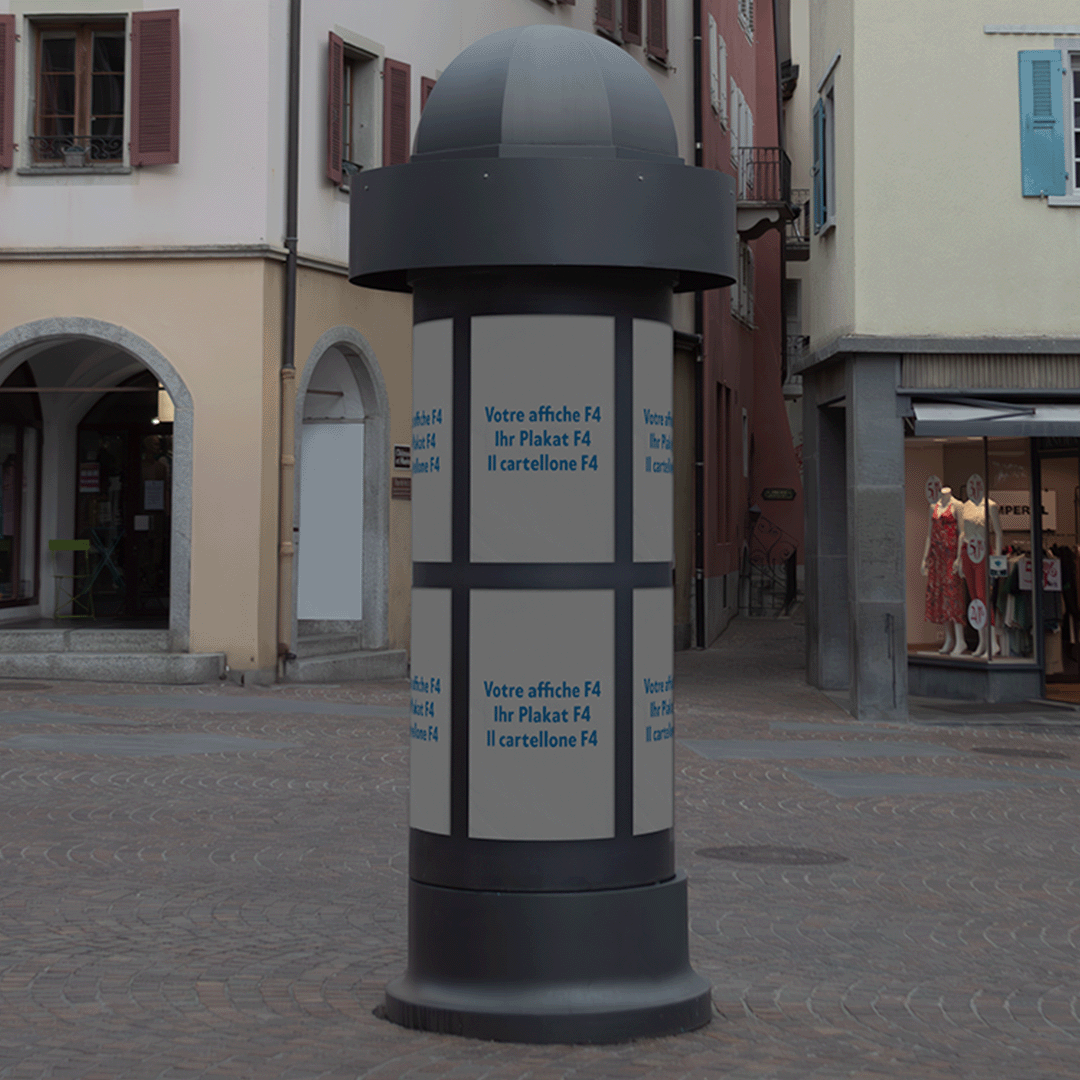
925, 502, 965, 624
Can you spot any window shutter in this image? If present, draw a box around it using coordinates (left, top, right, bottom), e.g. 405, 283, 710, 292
624, 0, 642, 45
327, 33, 344, 184
719, 35, 728, 128
811, 98, 824, 232
646, 0, 668, 63
0, 15, 14, 171
595, 0, 616, 35
746, 245, 754, 325
383, 58, 411, 166
421, 76, 437, 112
130, 10, 180, 166
1018, 49, 1067, 197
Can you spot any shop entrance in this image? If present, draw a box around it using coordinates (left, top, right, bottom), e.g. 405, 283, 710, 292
1037, 446, 1080, 703
75, 370, 171, 618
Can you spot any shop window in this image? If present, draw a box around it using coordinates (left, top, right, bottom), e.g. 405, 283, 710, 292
904, 436, 1054, 665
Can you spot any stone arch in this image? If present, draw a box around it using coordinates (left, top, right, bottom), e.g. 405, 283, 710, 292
0, 318, 193, 651
293, 326, 390, 651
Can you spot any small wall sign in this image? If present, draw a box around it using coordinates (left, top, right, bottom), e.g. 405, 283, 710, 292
762, 487, 796, 501
392, 476, 412, 500
394, 444, 412, 470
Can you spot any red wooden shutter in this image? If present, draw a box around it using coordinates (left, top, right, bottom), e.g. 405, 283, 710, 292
623, 0, 643, 45
420, 76, 437, 112
595, 0, 616, 35
0, 15, 14, 170
383, 58, 411, 165
130, 9, 180, 166
646, 0, 668, 63
327, 32, 344, 184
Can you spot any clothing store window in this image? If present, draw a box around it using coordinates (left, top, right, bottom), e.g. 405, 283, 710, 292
905, 437, 1040, 664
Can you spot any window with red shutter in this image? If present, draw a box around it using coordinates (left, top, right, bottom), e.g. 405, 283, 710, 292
0, 15, 14, 170
327, 32, 344, 184
646, 0, 668, 64
623, 0, 642, 45
130, 9, 179, 166
382, 58, 410, 166
420, 76, 437, 112
595, 1, 616, 36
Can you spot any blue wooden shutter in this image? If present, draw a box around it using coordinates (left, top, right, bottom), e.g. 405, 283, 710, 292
811, 99, 824, 232
1018, 49, 1066, 196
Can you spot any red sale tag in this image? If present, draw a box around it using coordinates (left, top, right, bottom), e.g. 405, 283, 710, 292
925, 475, 942, 503
966, 536, 986, 564
967, 599, 987, 630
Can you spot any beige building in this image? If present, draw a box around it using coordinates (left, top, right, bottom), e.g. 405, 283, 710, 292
797, 3, 1080, 716
0, 0, 699, 682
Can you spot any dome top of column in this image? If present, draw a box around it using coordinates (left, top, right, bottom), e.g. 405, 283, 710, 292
412, 24, 682, 165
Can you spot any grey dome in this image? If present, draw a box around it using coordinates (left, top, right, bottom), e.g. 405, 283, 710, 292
413, 24, 682, 164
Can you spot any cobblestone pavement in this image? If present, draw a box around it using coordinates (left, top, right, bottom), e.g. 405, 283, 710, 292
3, 618, 1080, 1078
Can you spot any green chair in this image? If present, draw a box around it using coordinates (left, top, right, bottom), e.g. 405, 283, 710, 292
49, 539, 95, 619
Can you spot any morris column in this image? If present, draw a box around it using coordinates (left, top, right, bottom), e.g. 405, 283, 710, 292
349, 24, 735, 1044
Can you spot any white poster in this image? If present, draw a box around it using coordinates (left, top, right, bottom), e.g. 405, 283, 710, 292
471, 315, 614, 563
409, 588, 451, 834
412, 319, 453, 563
469, 589, 614, 840
633, 587, 674, 834
633, 319, 674, 563
990, 490, 1056, 533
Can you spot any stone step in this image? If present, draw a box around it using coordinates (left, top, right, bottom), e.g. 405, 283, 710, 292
0, 651, 225, 684
0, 629, 170, 654
283, 649, 407, 684
293, 633, 363, 659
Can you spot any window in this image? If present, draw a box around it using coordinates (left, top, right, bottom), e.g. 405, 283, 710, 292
729, 79, 753, 194
595, 1, 644, 49
731, 240, 755, 327
738, 0, 754, 41
327, 31, 409, 186
708, 14, 727, 129
0, 11, 179, 171
33, 21, 124, 164
811, 84, 835, 232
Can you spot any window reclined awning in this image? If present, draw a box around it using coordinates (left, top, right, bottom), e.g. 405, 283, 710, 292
910, 401, 1080, 438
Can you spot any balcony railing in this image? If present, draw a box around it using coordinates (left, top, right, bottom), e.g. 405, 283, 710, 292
785, 188, 810, 260
29, 135, 124, 165
736, 146, 791, 204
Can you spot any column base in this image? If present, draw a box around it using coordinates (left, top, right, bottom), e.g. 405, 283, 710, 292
384, 871, 711, 1044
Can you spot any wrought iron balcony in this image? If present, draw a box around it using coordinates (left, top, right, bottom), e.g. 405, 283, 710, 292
29, 135, 124, 166
785, 189, 810, 261
735, 147, 795, 240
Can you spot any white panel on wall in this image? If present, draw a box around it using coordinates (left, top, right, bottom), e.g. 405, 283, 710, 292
633, 587, 674, 834
297, 422, 364, 619
409, 587, 451, 834
469, 589, 614, 841
412, 319, 453, 563
633, 319, 674, 563
470, 315, 614, 563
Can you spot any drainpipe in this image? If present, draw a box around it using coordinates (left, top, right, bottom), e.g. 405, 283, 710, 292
692, 0, 706, 648
277, 0, 302, 678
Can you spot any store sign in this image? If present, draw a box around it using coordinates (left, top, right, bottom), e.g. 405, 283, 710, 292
762, 487, 796, 501
1016, 556, 1063, 592
392, 476, 412, 500
991, 490, 1056, 532
394, 444, 411, 470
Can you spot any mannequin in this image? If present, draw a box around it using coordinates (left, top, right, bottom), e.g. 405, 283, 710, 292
953, 473, 1003, 659
921, 482, 965, 654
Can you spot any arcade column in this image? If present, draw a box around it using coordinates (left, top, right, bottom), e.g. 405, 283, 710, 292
349, 25, 735, 1043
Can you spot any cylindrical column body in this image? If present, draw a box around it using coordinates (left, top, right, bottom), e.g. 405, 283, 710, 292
387, 270, 709, 1041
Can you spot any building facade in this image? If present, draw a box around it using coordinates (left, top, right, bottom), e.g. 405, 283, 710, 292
0, 0, 800, 681
798, 3, 1080, 717
697, 0, 804, 643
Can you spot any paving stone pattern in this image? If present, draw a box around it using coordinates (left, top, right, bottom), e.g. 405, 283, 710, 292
2, 619, 1080, 1078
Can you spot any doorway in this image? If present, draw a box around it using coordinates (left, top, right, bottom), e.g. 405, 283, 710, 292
1038, 447, 1080, 703
75, 370, 171, 618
